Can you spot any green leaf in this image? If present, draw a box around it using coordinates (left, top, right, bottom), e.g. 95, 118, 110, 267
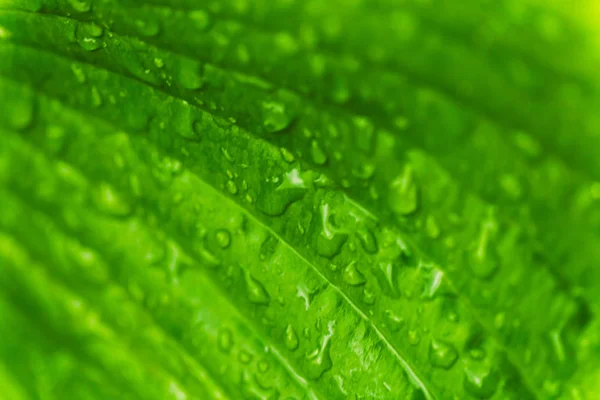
1, 0, 600, 399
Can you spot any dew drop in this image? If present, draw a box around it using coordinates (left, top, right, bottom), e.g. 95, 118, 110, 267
218, 328, 233, 353
284, 325, 299, 351
134, 18, 161, 37
429, 339, 458, 369
226, 180, 238, 195
262, 101, 293, 133
408, 329, 420, 346
189, 10, 212, 31
238, 350, 253, 364
373, 261, 400, 298
244, 271, 270, 305
215, 229, 231, 249
388, 165, 419, 215
310, 140, 328, 165
463, 363, 499, 398
67, 0, 91, 12
91, 86, 103, 108
76, 22, 104, 51
92, 182, 132, 217
357, 229, 378, 254
305, 322, 334, 380
342, 261, 366, 286
7, 91, 35, 131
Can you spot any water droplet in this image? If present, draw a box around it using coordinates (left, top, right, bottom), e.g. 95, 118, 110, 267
384, 310, 404, 332
429, 339, 458, 369
71, 64, 87, 83
262, 101, 293, 133
245, 271, 270, 305
226, 180, 238, 195
7, 91, 35, 131
408, 329, 420, 345
305, 322, 334, 380
342, 262, 366, 286
91, 86, 102, 108
215, 229, 231, 249
353, 117, 375, 154
357, 229, 378, 254
425, 215, 440, 239
76, 22, 104, 51
513, 131, 541, 159
189, 10, 212, 31
134, 18, 161, 37
238, 350, 253, 364
362, 288, 376, 305
310, 140, 328, 165
153, 58, 165, 69
68, 0, 91, 12
178, 60, 204, 90
256, 172, 307, 216
218, 328, 233, 353
388, 165, 419, 215
463, 363, 499, 398
92, 182, 132, 217
284, 325, 299, 351
468, 218, 499, 279
373, 261, 400, 298
280, 148, 295, 163
315, 203, 348, 259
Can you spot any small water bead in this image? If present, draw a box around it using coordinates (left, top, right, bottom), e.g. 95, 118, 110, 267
408, 330, 420, 346
134, 18, 161, 37
218, 328, 233, 353
189, 10, 212, 31
239, 350, 253, 364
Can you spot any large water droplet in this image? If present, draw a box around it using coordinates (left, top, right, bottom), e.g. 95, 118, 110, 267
244, 271, 270, 305
429, 339, 458, 369
68, 0, 91, 12
373, 261, 400, 298
310, 140, 328, 165
357, 229, 378, 254
388, 165, 419, 215
256, 171, 307, 217
342, 261, 366, 286
314, 203, 349, 259
262, 100, 294, 133
75, 22, 104, 51
305, 322, 334, 380
463, 363, 499, 398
